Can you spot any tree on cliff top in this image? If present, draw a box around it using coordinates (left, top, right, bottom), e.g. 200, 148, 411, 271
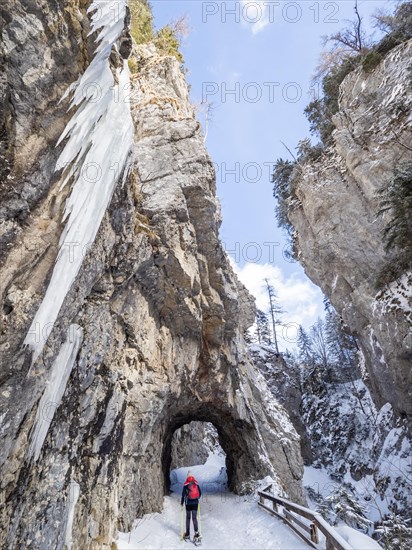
129, 0, 188, 63
374, 1, 412, 41
129, 0, 154, 44
305, 0, 411, 146
323, 0, 370, 56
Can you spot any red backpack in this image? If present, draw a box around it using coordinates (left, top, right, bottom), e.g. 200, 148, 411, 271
188, 481, 200, 499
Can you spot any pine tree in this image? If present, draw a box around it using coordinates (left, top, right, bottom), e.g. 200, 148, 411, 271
297, 326, 313, 364
243, 328, 253, 345
376, 161, 412, 286
271, 159, 295, 235
310, 318, 330, 371
264, 279, 283, 354
375, 514, 412, 550
322, 486, 372, 533
255, 310, 271, 346
129, 0, 154, 44
325, 309, 357, 369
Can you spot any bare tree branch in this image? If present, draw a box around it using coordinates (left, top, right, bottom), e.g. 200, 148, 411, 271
354, 0, 363, 51
280, 140, 298, 163
200, 101, 215, 144
170, 14, 190, 43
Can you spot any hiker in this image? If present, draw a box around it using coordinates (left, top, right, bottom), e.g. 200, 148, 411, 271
181, 471, 202, 544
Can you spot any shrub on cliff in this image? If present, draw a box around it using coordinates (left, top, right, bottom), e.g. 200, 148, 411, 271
271, 140, 324, 250
305, 56, 359, 146
129, 0, 154, 44
129, 1, 186, 63
153, 25, 184, 63
361, 51, 384, 73
379, 162, 412, 254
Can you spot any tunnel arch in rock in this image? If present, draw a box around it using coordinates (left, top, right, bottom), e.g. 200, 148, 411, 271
161, 406, 260, 494
116, 348, 306, 542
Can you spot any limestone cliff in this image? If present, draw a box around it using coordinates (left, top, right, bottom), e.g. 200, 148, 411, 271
288, 40, 412, 416
0, 2, 304, 548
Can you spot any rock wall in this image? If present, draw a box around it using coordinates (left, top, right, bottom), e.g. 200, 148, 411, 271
0, 0, 91, 260
288, 40, 412, 416
0, 2, 305, 549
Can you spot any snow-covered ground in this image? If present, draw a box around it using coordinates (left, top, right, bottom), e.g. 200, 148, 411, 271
117, 453, 310, 549
335, 526, 382, 549
170, 451, 228, 494
303, 465, 337, 501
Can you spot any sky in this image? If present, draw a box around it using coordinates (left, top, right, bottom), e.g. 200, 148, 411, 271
150, 0, 391, 349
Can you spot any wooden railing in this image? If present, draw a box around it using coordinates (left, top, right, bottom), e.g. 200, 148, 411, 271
258, 484, 353, 550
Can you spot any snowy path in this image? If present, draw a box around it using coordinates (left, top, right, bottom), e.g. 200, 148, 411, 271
117, 492, 311, 549
117, 454, 310, 550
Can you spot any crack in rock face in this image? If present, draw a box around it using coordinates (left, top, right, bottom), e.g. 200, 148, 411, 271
0, 5, 304, 549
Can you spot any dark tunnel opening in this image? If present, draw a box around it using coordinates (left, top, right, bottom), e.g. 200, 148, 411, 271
161, 410, 241, 495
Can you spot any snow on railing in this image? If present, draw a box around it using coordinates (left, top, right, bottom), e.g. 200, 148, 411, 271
24, 0, 134, 361
258, 484, 353, 550
28, 324, 83, 461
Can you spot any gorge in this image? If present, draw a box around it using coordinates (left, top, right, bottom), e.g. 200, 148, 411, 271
0, 1, 411, 549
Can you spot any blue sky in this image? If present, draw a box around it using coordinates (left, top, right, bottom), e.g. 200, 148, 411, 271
150, 0, 391, 348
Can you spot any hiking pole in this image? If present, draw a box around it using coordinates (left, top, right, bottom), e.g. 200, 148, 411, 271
180, 506, 184, 541
198, 503, 202, 539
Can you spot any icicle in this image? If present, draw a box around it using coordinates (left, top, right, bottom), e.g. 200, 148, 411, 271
28, 324, 84, 461
65, 480, 80, 550
24, 0, 134, 360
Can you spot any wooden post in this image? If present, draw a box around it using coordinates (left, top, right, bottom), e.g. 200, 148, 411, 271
310, 524, 319, 544
326, 535, 335, 550
259, 494, 264, 505
272, 500, 278, 513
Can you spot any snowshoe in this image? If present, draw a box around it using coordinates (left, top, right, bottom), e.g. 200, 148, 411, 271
192, 533, 202, 546
183, 533, 190, 542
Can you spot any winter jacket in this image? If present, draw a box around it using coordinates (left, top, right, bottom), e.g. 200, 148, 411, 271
181, 476, 202, 510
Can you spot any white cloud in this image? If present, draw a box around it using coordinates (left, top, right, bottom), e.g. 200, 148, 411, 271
232, 261, 324, 349
240, 1, 277, 35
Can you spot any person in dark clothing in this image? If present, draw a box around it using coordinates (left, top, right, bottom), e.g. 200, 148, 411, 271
181, 472, 202, 542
